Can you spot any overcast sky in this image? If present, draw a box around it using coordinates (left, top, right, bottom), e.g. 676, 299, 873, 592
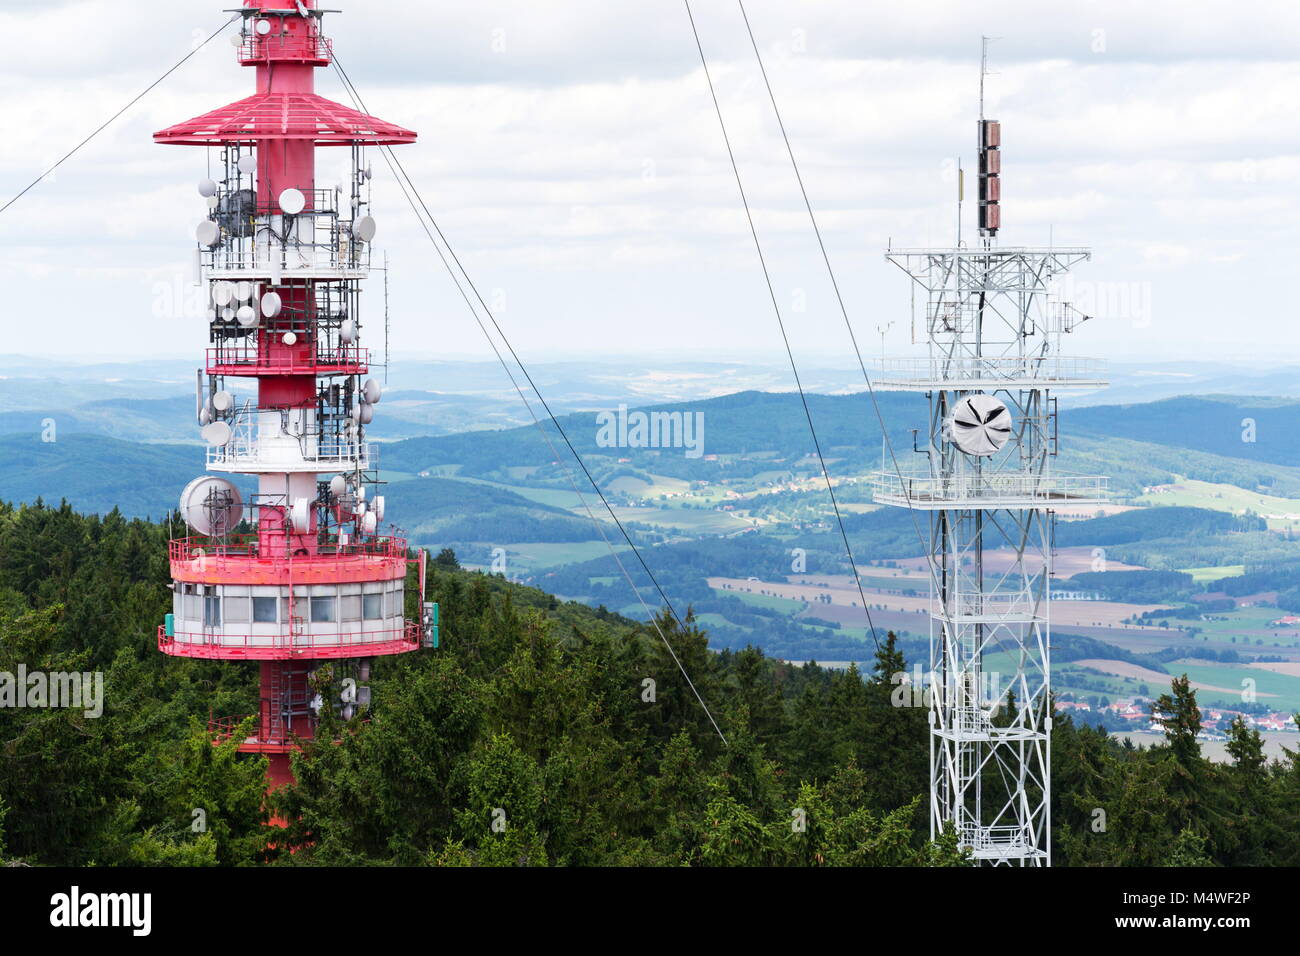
1, 0, 1298, 368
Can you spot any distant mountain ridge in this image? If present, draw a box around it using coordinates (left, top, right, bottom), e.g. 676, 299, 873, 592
5, 391, 1300, 521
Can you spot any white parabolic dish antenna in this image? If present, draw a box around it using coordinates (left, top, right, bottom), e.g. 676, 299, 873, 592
352, 215, 377, 242
179, 475, 244, 536
362, 379, 382, 404
946, 393, 1012, 457
201, 420, 233, 446
261, 291, 282, 318
279, 187, 306, 215
196, 220, 220, 246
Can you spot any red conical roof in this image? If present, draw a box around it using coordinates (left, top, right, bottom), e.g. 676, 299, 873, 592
154, 91, 417, 146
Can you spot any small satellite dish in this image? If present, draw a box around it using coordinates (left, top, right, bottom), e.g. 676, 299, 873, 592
212, 281, 234, 306
946, 394, 1012, 457
348, 404, 361, 423
329, 474, 347, 498
236, 305, 258, 328
339, 320, 356, 344
198, 178, 217, 197
279, 187, 306, 215
198, 406, 211, 426
206, 195, 219, 211
373, 495, 385, 522
196, 220, 220, 246
291, 498, 312, 533
283, 331, 298, 346
234, 281, 253, 301
358, 403, 374, 425
352, 215, 377, 242
179, 475, 244, 536
260, 291, 282, 318
360, 512, 377, 535
212, 390, 234, 412
237, 155, 257, 175
221, 307, 235, 322
364, 165, 373, 180
206, 307, 217, 323
362, 379, 382, 404
255, 18, 273, 35
229, 33, 243, 48
201, 420, 233, 446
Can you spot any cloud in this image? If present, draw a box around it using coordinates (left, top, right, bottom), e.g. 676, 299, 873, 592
0, 0, 1297, 365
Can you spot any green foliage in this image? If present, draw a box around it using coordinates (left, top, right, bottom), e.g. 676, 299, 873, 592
3, 501, 1297, 868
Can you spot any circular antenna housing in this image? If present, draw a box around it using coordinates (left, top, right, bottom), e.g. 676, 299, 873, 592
212, 390, 234, 412
291, 498, 312, 533
255, 18, 273, 35
237, 155, 257, 175
282, 331, 298, 346
946, 394, 1012, 457
279, 188, 306, 215
236, 305, 258, 328
198, 178, 217, 197
260, 291, 282, 318
196, 220, 220, 246
352, 215, 377, 242
363, 379, 382, 404
201, 421, 233, 446
179, 476, 244, 536
234, 280, 253, 301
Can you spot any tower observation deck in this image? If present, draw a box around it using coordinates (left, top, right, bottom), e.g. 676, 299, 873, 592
154, 1, 427, 790
872, 110, 1108, 863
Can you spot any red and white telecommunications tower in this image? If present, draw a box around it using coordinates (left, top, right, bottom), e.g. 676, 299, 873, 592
155, 1, 431, 790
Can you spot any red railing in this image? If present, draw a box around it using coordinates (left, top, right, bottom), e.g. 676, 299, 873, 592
206, 344, 368, 376
159, 621, 420, 661
239, 30, 332, 66
171, 533, 406, 568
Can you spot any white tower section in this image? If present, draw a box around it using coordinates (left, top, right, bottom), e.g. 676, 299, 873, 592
873, 244, 1107, 864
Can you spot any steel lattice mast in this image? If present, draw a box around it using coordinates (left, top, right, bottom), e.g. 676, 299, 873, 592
154, 1, 431, 791
872, 48, 1108, 865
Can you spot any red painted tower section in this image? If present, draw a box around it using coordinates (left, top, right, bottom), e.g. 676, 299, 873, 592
155, 1, 422, 790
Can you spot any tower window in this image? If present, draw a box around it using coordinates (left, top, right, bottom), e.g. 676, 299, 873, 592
311, 596, 336, 623
253, 596, 278, 623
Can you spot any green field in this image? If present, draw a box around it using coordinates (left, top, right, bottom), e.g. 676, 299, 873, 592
612, 505, 755, 534
445, 476, 590, 511
1171, 661, 1300, 712
1185, 606, 1300, 649
473, 540, 629, 573
1183, 564, 1245, 584
720, 588, 808, 613
1139, 478, 1300, 531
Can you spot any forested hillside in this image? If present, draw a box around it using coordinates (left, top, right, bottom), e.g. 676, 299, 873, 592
1, 500, 1298, 866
